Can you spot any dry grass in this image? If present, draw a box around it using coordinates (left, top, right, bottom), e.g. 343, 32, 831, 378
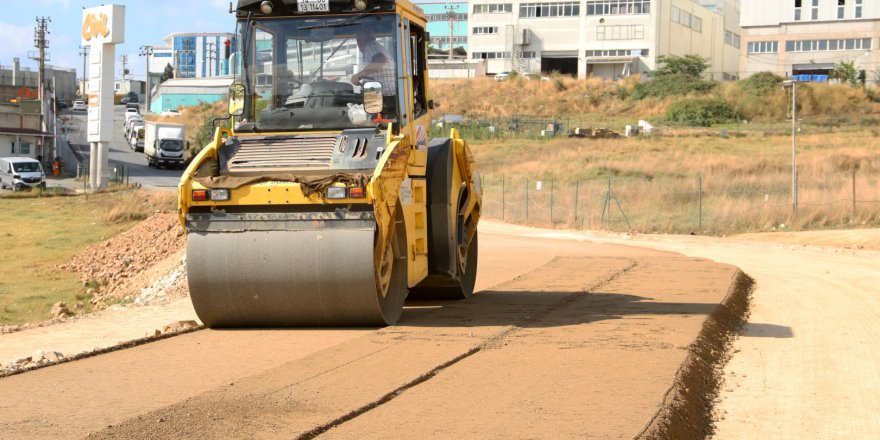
472, 130, 880, 234
0, 190, 176, 325
431, 76, 880, 124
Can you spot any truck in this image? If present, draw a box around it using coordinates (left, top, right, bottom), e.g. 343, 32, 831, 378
177, 0, 482, 327
129, 125, 145, 152
144, 121, 186, 169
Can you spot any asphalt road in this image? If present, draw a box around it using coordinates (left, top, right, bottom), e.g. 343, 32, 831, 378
62, 106, 182, 190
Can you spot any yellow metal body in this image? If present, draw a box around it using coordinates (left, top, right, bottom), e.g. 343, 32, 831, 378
178, 1, 479, 291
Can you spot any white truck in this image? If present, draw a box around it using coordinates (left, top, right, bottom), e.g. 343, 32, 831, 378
144, 121, 186, 169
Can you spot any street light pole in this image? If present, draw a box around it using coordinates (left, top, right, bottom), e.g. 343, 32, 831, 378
782, 79, 798, 218
139, 45, 154, 112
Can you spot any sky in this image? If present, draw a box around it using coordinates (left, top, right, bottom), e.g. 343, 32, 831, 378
2, 0, 234, 81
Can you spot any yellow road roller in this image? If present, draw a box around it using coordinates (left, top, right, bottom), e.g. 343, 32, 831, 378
177, 0, 481, 327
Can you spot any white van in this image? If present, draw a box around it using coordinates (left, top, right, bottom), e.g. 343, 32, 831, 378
0, 157, 46, 191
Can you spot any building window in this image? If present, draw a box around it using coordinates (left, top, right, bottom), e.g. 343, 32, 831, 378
472, 26, 499, 35
794, 0, 802, 20
811, 0, 819, 20
425, 12, 468, 21
722, 72, 740, 81
838, 0, 845, 19
856, 0, 862, 18
597, 24, 645, 40
519, 2, 580, 18
521, 51, 537, 58
725, 31, 741, 49
785, 38, 872, 52
472, 52, 511, 59
473, 4, 512, 13
431, 36, 468, 45
585, 48, 649, 57
747, 41, 779, 54
671, 6, 701, 32
586, 0, 650, 16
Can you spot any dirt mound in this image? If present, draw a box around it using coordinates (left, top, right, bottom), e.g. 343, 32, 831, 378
60, 212, 187, 307
636, 270, 754, 439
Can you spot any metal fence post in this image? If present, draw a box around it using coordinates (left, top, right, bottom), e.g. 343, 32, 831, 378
852, 168, 856, 218
574, 180, 579, 228
698, 175, 703, 233
501, 175, 505, 222
525, 177, 529, 223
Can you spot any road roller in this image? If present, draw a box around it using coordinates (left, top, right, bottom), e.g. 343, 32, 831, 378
177, 0, 481, 327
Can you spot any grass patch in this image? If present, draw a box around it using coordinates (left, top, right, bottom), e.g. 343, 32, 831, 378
0, 190, 175, 325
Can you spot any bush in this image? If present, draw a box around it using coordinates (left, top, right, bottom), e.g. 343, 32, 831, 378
631, 73, 716, 100
665, 98, 741, 126
740, 72, 784, 98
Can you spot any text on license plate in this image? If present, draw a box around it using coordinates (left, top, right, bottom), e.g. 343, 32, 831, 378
298, 0, 329, 12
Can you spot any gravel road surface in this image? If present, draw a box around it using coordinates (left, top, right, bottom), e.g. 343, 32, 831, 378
0, 228, 741, 439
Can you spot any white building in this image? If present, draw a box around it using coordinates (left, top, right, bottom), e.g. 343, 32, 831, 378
467, 0, 741, 80
740, 0, 879, 86
162, 33, 236, 79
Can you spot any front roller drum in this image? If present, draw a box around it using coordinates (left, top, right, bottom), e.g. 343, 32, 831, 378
186, 220, 408, 327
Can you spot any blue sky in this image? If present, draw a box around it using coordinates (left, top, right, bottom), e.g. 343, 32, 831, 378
3, 0, 233, 80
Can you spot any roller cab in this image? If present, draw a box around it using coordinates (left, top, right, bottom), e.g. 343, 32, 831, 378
177, 0, 481, 327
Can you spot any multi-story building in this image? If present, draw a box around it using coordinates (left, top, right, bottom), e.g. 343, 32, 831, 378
740, 0, 879, 86
161, 32, 236, 79
467, 0, 741, 80
420, 1, 470, 56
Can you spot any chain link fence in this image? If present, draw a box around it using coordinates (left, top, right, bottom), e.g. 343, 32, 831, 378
480, 171, 880, 234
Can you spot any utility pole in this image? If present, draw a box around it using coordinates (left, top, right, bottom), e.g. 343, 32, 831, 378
445, 5, 455, 60
783, 79, 798, 219
79, 45, 89, 97
119, 54, 129, 78
32, 17, 51, 103
139, 45, 154, 111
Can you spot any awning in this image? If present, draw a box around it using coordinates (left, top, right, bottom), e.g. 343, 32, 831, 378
586, 56, 638, 64
792, 63, 835, 71
540, 50, 578, 59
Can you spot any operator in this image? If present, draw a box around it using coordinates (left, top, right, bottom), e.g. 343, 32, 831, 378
351, 30, 396, 98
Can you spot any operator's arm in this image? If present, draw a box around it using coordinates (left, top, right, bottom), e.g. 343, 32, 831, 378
351, 52, 387, 84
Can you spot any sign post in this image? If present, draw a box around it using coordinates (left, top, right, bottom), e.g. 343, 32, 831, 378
82, 5, 124, 190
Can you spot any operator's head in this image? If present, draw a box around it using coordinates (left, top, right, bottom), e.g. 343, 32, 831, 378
356, 29, 376, 50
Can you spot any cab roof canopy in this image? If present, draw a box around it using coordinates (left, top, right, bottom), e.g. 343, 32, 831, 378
236, 0, 400, 18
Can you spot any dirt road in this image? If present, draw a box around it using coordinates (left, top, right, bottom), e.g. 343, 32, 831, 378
0, 229, 742, 439
482, 222, 880, 438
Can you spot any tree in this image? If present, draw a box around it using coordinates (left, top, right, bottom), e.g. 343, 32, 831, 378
159, 63, 174, 84
833, 60, 860, 86
653, 54, 710, 78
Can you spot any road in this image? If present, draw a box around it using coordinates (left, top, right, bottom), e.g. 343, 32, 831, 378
62, 106, 182, 190
0, 229, 743, 439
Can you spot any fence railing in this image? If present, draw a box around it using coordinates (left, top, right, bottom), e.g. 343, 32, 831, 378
480, 172, 880, 234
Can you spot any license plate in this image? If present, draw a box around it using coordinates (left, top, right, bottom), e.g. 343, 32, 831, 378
297, 0, 329, 12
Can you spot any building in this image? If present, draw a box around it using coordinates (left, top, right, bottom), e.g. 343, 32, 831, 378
161, 32, 236, 79
0, 102, 53, 161
149, 77, 234, 113
114, 79, 146, 101
467, 0, 741, 80
740, 0, 879, 86
0, 58, 77, 102
419, 1, 470, 57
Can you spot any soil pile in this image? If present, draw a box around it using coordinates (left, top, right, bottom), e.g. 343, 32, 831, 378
60, 212, 186, 307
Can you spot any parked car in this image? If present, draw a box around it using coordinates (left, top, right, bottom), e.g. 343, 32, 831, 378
120, 92, 139, 105
125, 102, 140, 112
72, 100, 87, 111
495, 71, 512, 82
56, 99, 69, 109
124, 108, 139, 118
0, 157, 46, 191
160, 109, 181, 117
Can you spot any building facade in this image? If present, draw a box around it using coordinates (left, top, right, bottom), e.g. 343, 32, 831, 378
467, 0, 741, 80
161, 33, 236, 79
740, 0, 879, 86
420, 2, 470, 56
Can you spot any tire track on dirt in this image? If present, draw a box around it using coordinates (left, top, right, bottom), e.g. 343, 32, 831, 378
296, 258, 638, 440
